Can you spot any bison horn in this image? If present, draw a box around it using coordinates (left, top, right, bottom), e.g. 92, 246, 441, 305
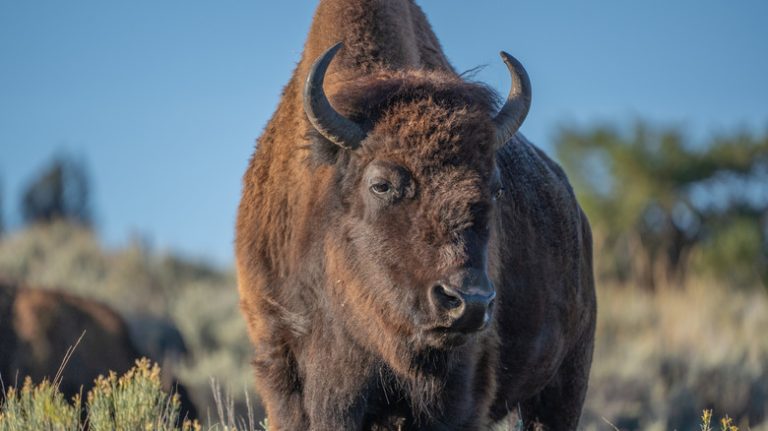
493, 52, 532, 147
304, 42, 366, 150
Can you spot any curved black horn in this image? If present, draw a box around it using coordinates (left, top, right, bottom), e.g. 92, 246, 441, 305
303, 42, 366, 150
493, 52, 532, 147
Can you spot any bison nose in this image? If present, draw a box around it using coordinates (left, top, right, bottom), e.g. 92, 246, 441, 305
429, 269, 496, 333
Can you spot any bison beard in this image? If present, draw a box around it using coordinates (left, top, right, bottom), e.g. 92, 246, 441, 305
236, 1, 596, 430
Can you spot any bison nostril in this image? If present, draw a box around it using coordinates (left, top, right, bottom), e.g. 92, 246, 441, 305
432, 284, 463, 311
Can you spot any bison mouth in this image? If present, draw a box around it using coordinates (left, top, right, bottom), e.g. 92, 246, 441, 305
423, 311, 493, 348
425, 327, 472, 348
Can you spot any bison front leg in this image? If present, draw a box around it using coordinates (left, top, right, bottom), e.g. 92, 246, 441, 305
520, 330, 595, 431
240, 283, 313, 429
251, 341, 310, 430
300, 339, 373, 430
303, 376, 368, 430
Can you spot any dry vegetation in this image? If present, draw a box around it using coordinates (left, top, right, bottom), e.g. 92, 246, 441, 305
1, 222, 767, 430
582, 282, 768, 430
0, 358, 199, 431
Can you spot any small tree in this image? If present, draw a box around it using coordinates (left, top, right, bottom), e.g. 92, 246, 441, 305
555, 122, 768, 289
20, 154, 92, 227
0, 175, 4, 237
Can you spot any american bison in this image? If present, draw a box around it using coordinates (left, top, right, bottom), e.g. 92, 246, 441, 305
236, 0, 596, 429
0, 281, 197, 420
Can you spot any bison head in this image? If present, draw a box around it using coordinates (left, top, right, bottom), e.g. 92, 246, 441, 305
303, 43, 530, 357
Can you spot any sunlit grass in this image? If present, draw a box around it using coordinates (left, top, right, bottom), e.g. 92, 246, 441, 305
0, 359, 199, 431
584, 281, 768, 430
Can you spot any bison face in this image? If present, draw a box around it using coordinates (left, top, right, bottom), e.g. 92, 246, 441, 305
318, 103, 504, 352
305, 43, 530, 354
351, 154, 501, 349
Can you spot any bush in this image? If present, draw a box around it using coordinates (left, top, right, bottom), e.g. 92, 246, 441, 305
0, 359, 199, 431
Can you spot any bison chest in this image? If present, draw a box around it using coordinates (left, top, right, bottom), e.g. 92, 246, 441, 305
361, 383, 470, 431
296, 330, 486, 429
362, 398, 413, 431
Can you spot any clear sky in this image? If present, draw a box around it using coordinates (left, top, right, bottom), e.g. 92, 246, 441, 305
1, 1, 767, 266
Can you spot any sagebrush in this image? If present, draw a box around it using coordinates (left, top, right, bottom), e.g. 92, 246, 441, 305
0, 358, 199, 431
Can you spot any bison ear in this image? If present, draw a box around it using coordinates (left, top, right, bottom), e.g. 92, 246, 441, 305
307, 128, 344, 165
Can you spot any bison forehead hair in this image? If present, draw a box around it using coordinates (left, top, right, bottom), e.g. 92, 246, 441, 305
311, 70, 502, 277
310, 69, 501, 172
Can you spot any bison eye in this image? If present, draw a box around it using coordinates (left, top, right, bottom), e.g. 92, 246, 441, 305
370, 180, 392, 195
494, 187, 505, 200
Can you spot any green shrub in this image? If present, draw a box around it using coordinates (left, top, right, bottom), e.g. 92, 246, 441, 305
0, 377, 80, 431
0, 359, 199, 431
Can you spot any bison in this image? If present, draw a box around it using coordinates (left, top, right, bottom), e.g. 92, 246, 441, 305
0, 281, 197, 420
236, 0, 596, 429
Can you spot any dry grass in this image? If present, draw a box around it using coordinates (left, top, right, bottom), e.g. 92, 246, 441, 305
583, 281, 768, 430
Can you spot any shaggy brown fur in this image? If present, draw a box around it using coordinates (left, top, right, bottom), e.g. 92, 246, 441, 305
236, 1, 596, 429
0, 281, 197, 420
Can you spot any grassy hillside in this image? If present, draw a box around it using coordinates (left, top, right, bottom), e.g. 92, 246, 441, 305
1, 222, 767, 429
0, 222, 256, 422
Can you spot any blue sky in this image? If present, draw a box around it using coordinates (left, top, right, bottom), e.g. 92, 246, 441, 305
1, 1, 767, 266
